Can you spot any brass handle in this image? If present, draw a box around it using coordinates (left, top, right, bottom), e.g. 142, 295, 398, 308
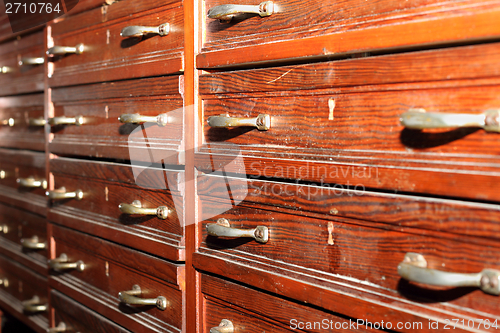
0, 278, 9, 287
207, 218, 269, 243
17, 177, 47, 189
22, 296, 47, 313
119, 200, 169, 219
28, 118, 46, 126
398, 253, 500, 295
210, 319, 234, 333
120, 23, 169, 38
48, 116, 85, 126
46, 187, 84, 200
0, 66, 14, 73
400, 108, 500, 132
18, 57, 44, 66
118, 113, 170, 126
0, 225, 8, 234
207, 114, 270, 130
118, 284, 167, 310
208, 1, 273, 21
47, 322, 66, 333
47, 44, 85, 56
20, 235, 46, 249
0, 118, 15, 126
48, 253, 85, 272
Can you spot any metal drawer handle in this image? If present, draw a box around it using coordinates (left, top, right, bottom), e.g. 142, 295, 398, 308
210, 319, 234, 333
400, 108, 500, 132
46, 187, 84, 200
17, 177, 47, 189
47, 44, 85, 56
1, 66, 14, 73
0, 225, 8, 234
398, 253, 500, 295
207, 218, 269, 243
47, 322, 67, 333
22, 296, 47, 313
119, 200, 169, 219
18, 57, 44, 66
48, 253, 85, 272
207, 114, 270, 131
20, 235, 46, 249
119, 284, 167, 310
120, 23, 169, 38
0, 278, 9, 287
118, 113, 170, 126
48, 116, 85, 126
28, 118, 46, 126
208, 1, 273, 21
1, 118, 15, 126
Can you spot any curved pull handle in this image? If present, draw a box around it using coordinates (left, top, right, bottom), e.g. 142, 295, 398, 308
20, 235, 46, 249
48, 116, 85, 126
208, 1, 274, 21
47, 44, 85, 56
0, 118, 15, 126
17, 177, 47, 189
398, 253, 500, 295
118, 284, 167, 310
18, 57, 45, 66
0, 278, 9, 287
207, 218, 269, 243
47, 322, 67, 333
210, 319, 234, 333
46, 187, 84, 200
207, 113, 270, 130
0, 66, 14, 74
400, 108, 500, 132
119, 200, 169, 219
48, 253, 85, 272
120, 23, 169, 38
28, 118, 46, 127
118, 113, 169, 126
0, 225, 8, 234
22, 296, 47, 313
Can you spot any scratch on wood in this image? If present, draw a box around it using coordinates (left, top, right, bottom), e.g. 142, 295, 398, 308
328, 98, 336, 120
267, 65, 303, 84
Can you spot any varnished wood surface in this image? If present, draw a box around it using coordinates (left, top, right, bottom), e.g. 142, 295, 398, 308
0, 94, 45, 151
50, 76, 184, 162
202, 274, 375, 333
49, 158, 185, 261
50, 224, 184, 333
198, 2, 500, 68
48, 1, 184, 87
51, 290, 132, 333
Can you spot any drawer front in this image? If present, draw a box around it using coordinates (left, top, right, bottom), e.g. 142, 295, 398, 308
49, 158, 185, 261
0, 254, 48, 331
0, 149, 47, 216
0, 94, 45, 151
49, 76, 184, 162
198, 42, 500, 202
0, 203, 47, 274
199, 0, 500, 68
51, 290, 132, 333
0, 31, 44, 95
50, 225, 184, 333
48, 1, 184, 87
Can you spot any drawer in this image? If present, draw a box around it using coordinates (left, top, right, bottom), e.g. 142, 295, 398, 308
0, 254, 48, 332
196, 180, 500, 329
198, 42, 500, 202
0, 203, 47, 275
199, 0, 500, 68
0, 94, 45, 151
49, 157, 185, 261
51, 290, 132, 333
50, 224, 184, 333
0, 149, 47, 216
48, 0, 184, 87
0, 31, 44, 95
49, 76, 184, 162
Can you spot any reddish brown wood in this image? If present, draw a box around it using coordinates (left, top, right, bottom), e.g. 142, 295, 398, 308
50, 224, 184, 333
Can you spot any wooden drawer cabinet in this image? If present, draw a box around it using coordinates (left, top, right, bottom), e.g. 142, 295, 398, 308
49, 224, 184, 333
51, 290, 132, 333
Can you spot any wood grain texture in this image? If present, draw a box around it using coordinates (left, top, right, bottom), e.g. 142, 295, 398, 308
50, 224, 184, 333
198, 1, 500, 68
48, 2, 184, 87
